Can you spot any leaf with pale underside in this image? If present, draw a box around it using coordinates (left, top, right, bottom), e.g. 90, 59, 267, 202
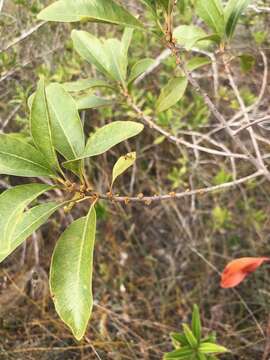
157, 77, 188, 113
0, 134, 57, 178
30, 77, 60, 172
0, 184, 53, 256
50, 204, 96, 340
111, 152, 136, 188
0, 201, 62, 263
38, 0, 143, 29
173, 25, 210, 50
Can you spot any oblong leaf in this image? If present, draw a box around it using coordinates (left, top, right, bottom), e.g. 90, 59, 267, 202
164, 346, 195, 359
128, 58, 155, 84
0, 202, 61, 263
182, 324, 198, 348
0, 184, 53, 255
111, 152, 136, 188
64, 121, 143, 164
50, 205, 97, 340
195, 0, 225, 35
199, 342, 229, 354
85, 121, 143, 158
157, 77, 188, 113
76, 95, 114, 110
225, 0, 251, 39
46, 83, 85, 160
63, 79, 113, 92
30, 77, 60, 172
38, 0, 143, 28
192, 304, 201, 341
71, 30, 112, 79
0, 134, 56, 177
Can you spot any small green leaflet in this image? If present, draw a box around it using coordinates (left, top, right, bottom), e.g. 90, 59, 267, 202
195, 0, 225, 36
63, 121, 143, 165
157, 77, 188, 113
50, 204, 96, 340
0, 134, 57, 178
128, 58, 155, 84
225, 0, 251, 39
38, 0, 143, 29
0, 202, 62, 263
0, 184, 53, 255
30, 77, 60, 173
111, 152, 136, 189
182, 324, 198, 348
186, 57, 211, 72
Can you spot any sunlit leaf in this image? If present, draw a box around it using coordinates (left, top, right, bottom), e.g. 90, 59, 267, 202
50, 204, 96, 340
38, 0, 143, 29
30, 77, 60, 173
192, 305, 201, 341
199, 342, 229, 354
63, 79, 113, 92
76, 95, 114, 110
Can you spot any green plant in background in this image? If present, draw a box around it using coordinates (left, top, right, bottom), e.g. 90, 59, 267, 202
0, 0, 258, 344
164, 305, 229, 359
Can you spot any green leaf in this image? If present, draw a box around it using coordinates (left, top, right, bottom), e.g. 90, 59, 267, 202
121, 27, 134, 79
187, 57, 211, 72
182, 324, 198, 348
225, 0, 251, 39
157, 77, 188, 113
164, 346, 195, 359
46, 83, 85, 161
72, 31, 128, 85
199, 343, 229, 354
103, 38, 127, 86
0, 184, 53, 255
111, 152, 136, 188
128, 58, 155, 84
63, 79, 113, 92
38, 0, 143, 29
72, 30, 110, 78
30, 77, 60, 173
76, 95, 114, 110
170, 332, 189, 346
63, 121, 143, 165
0, 134, 57, 178
192, 305, 202, 341
195, 0, 225, 35
50, 204, 96, 340
0, 202, 61, 263
173, 25, 209, 50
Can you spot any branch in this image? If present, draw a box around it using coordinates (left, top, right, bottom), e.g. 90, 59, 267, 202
91, 171, 262, 204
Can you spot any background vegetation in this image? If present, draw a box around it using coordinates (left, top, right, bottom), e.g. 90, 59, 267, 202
0, 0, 270, 359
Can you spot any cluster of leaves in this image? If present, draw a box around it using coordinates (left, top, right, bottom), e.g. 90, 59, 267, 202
0, 0, 253, 344
164, 306, 228, 359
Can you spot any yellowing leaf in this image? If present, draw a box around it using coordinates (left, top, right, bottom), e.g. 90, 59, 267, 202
111, 152, 136, 188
